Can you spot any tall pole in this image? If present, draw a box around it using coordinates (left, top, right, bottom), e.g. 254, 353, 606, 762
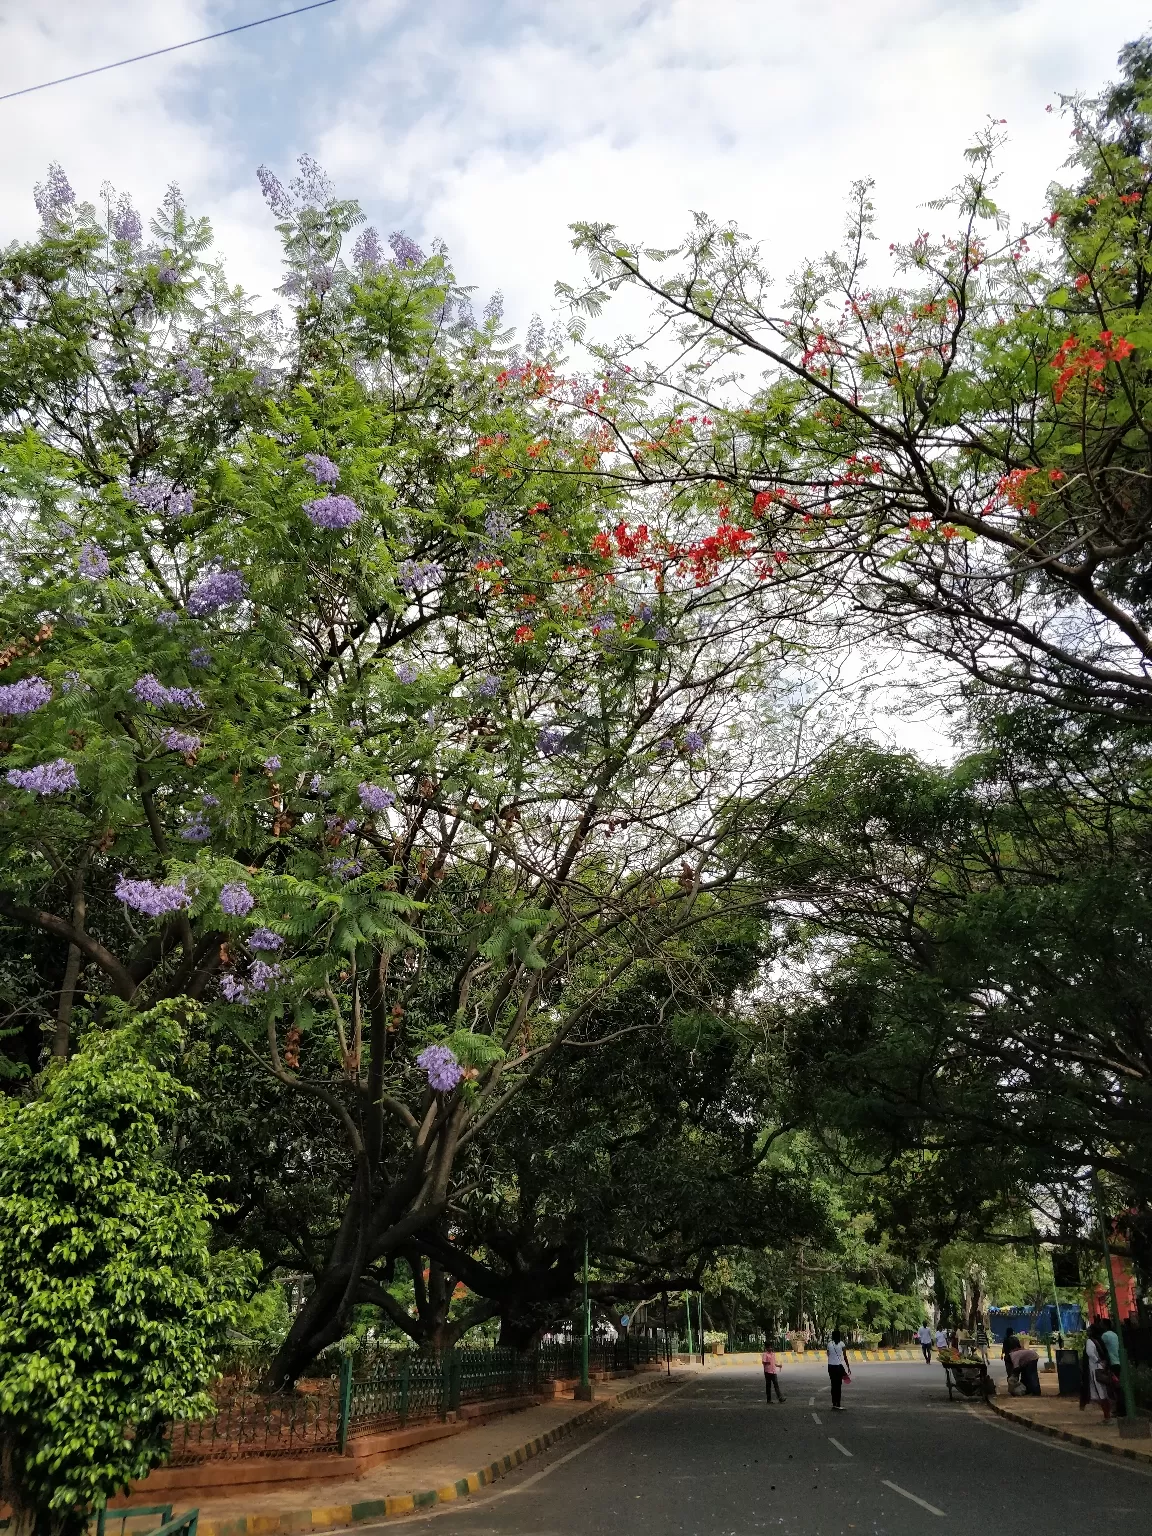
663, 1290, 671, 1378
684, 1289, 694, 1359
698, 1291, 706, 1365
1091, 1172, 1143, 1431
580, 1233, 590, 1394
1030, 1225, 1053, 1366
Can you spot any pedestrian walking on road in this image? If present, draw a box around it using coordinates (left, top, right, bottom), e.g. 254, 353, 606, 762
934, 1326, 949, 1353
917, 1322, 933, 1363
827, 1329, 851, 1410
1082, 1322, 1114, 1422
762, 1346, 784, 1402
975, 1321, 990, 1365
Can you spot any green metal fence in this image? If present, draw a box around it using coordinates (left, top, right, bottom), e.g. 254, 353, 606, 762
169, 1334, 671, 1465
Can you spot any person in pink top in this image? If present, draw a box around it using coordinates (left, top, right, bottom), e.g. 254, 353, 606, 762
762, 1346, 785, 1402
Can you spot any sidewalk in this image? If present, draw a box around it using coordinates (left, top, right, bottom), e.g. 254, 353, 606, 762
986, 1370, 1152, 1465
162, 1370, 687, 1536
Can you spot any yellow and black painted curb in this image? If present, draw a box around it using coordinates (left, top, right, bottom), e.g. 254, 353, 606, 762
198, 1374, 676, 1536
986, 1396, 1152, 1465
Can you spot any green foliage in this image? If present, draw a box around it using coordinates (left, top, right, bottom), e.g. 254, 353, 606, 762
0, 1008, 254, 1533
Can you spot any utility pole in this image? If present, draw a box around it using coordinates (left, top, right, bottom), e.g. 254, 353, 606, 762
575, 1233, 594, 1400
684, 1289, 694, 1360
1092, 1172, 1147, 1438
663, 1290, 671, 1378
698, 1291, 706, 1365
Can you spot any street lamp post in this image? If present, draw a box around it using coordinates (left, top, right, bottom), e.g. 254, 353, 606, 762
1091, 1172, 1147, 1438
575, 1233, 594, 1400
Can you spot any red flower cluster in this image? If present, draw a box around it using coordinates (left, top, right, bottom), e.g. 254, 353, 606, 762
678, 523, 755, 586
1051, 330, 1135, 403
513, 625, 535, 643
995, 467, 1066, 515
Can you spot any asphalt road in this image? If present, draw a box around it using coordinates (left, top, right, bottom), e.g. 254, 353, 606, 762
370, 1361, 1152, 1536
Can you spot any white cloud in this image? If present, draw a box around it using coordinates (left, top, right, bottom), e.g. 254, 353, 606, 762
0, 0, 1148, 329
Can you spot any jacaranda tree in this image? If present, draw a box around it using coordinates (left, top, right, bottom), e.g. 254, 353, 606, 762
0, 158, 816, 1387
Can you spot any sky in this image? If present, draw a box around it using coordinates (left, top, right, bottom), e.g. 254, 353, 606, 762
3, 0, 1152, 338
3, 0, 1150, 759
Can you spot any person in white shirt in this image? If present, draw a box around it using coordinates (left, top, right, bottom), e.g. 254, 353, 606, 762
916, 1323, 933, 1363
826, 1329, 851, 1410
935, 1327, 950, 1352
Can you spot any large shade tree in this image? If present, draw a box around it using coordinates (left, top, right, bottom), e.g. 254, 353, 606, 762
0, 160, 818, 1386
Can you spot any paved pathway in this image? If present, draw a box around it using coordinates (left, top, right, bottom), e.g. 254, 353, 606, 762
363, 1361, 1152, 1535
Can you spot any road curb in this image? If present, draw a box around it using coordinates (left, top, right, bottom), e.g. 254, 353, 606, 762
986, 1396, 1152, 1464
198, 1373, 677, 1535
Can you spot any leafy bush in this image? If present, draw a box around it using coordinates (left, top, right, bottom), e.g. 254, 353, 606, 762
0, 1008, 255, 1536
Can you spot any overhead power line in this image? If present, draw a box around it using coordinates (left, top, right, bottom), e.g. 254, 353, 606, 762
0, 0, 339, 103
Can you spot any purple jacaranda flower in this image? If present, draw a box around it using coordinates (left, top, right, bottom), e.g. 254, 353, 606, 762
257, 164, 291, 218
157, 264, 180, 285
201, 792, 220, 807
249, 927, 284, 951
654, 625, 671, 644
179, 812, 211, 842
111, 197, 142, 244
161, 727, 201, 754
308, 773, 324, 793
537, 726, 567, 758
353, 226, 383, 271
483, 508, 512, 546
590, 613, 616, 637
290, 154, 333, 209
331, 855, 363, 881
133, 675, 203, 709
476, 674, 502, 699
249, 959, 282, 992
177, 361, 209, 395
304, 453, 339, 484
128, 381, 149, 397
115, 874, 190, 916
6, 759, 78, 795
157, 612, 182, 630
305, 494, 361, 529
220, 973, 251, 1004
189, 647, 212, 669
0, 677, 52, 715
634, 601, 655, 622
34, 163, 75, 222
683, 730, 705, 755
390, 231, 425, 268
263, 755, 281, 772
78, 541, 109, 580
63, 671, 89, 694
483, 291, 504, 326
397, 559, 444, 595
220, 882, 255, 916
187, 569, 247, 617
395, 661, 419, 684
309, 263, 334, 295
358, 782, 394, 813
417, 1043, 464, 1093
125, 476, 194, 519
254, 366, 277, 391
657, 737, 675, 754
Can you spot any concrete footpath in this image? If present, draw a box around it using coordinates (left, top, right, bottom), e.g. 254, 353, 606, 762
987, 1370, 1152, 1465
180, 1371, 684, 1536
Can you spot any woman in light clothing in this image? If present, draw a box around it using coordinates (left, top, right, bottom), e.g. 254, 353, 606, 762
826, 1329, 851, 1411
1082, 1323, 1113, 1422
761, 1346, 785, 1402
